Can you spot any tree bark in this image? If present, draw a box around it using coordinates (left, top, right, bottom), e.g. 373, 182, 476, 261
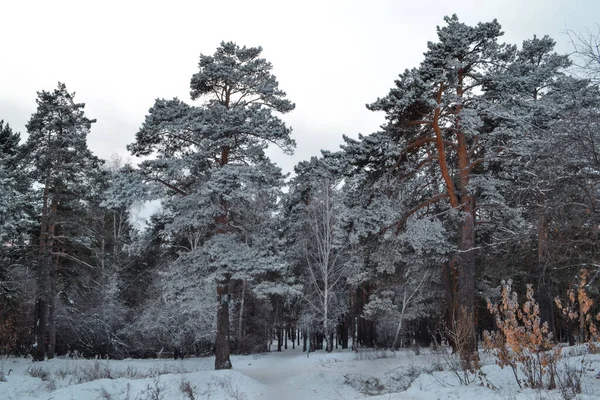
277, 327, 283, 352
456, 197, 477, 365
292, 327, 295, 349
442, 261, 456, 350
535, 214, 555, 334
33, 299, 47, 361
215, 281, 232, 370
303, 330, 307, 352
341, 315, 349, 349
237, 280, 245, 351
47, 293, 56, 359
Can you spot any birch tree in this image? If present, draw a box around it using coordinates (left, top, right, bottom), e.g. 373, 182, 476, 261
285, 157, 349, 352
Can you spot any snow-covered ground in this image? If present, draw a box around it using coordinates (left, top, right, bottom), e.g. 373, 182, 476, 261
2, 344, 600, 399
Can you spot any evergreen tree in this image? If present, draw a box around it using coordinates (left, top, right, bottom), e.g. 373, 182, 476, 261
0, 120, 31, 244
348, 15, 517, 365
127, 42, 295, 369
0, 120, 34, 355
23, 83, 103, 360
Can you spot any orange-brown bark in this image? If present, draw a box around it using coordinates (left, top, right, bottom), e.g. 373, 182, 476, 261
432, 83, 459, 209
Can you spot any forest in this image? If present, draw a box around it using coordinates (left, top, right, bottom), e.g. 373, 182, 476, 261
1, 14, 600, 389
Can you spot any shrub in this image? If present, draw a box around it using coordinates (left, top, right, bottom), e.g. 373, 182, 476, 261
555, 269, 600, 350
26, 365, 52, 381
484, 281, 561, 389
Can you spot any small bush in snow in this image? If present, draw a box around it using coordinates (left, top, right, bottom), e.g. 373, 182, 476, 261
484, 281, 561, 390
26, 365, 51, 381
555, 269, 600, 352
179, 377, 196, 400
344, 374, 385, 396
98, 383, 132, 400
138, 376, 165, 400
344, 366, 424, 396
556, 357, 588, 399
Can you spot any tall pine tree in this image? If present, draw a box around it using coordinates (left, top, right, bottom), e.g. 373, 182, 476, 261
24, 83, 102, 360
128, 42, 295, 369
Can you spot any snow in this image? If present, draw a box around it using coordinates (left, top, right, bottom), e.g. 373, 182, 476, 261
3, 343, 600, 400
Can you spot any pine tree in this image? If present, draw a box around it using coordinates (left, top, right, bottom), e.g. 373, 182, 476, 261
127, 42, 295, 369
348, 15, 516, 365
480, 35, 600, 337
0, 120, 34, 355
23, 83, 103, 361
0, 120, 31, 244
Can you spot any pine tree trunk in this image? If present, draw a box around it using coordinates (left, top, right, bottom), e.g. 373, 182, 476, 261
237, 280, 245, 351
277, 327, 283, 352
455, 115, 477, 367
214, 145, 233, 370
215, 281, 232, 370
442, 261, 456, 351
33, 299, 47, 361
303, 331, 307, 352
47, 253, 59, 359
292, 327, 295, 350
341, 315, 349, 349
456, 197, 477, 366
47, 293, 56, 359
34, 181, 51, 361
535, 214, 555, 334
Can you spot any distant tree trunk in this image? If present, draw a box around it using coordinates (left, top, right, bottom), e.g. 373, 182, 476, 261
47, 293, 56, 359
351, 317, 357, 349
237, 280, 246, 351
335, 326, 338, 349
215, 281, 232, 370
303, 331, 307, 352
341, 316, 349, 349
33, 299, 47, 361
292, 327, 295, 350
277, 327, 282, 352
535, 214, 555, 334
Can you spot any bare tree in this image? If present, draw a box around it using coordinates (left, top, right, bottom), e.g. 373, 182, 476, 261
303, 179, 348, 352
392, 269, 429, 349
567, 24, 600, 83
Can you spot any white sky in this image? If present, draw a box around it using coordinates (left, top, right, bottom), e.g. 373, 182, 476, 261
1, 0, 598, 174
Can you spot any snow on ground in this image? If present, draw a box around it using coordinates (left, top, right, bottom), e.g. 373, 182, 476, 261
2, 343, 600, 400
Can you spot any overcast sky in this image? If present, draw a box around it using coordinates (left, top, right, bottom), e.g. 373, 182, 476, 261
1, 0, 598, 174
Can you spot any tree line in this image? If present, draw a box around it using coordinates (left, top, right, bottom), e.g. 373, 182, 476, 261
1, 16, 600, 370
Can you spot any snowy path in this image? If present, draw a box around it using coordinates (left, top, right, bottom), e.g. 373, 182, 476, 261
232, 346, 422, 399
